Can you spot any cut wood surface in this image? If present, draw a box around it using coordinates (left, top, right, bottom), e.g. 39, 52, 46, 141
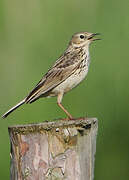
8, 118, 98, 180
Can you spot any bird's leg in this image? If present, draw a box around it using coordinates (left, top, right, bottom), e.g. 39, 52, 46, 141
57, 93, 73, 120
58, 103, 73, 120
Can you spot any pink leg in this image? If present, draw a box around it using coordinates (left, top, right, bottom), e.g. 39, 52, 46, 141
57, 93, 73, 120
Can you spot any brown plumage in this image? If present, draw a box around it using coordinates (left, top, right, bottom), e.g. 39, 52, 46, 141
26, 48, 84, 103
2, 32, 100, 119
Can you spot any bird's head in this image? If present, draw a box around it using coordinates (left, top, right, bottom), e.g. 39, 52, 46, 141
70, 32, 100, 49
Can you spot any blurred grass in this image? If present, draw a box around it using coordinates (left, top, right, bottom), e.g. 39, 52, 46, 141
0, 0, 129, 179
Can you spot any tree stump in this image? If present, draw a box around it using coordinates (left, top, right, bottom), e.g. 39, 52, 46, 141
8, 118, 98, 180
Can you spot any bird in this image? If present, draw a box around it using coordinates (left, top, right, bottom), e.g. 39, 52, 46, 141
2, 31, 100, 119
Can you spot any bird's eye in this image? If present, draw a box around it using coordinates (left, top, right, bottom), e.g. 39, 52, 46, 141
80, 35, 85, 39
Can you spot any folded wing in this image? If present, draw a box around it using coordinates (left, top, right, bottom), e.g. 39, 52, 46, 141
25, 53, 80, 103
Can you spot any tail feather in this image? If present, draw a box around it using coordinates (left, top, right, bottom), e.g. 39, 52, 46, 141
2, 99, 25, 119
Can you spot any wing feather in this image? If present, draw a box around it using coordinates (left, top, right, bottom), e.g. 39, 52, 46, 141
25, 49, 82, 103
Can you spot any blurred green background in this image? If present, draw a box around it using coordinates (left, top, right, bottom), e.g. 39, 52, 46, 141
0, 0, 129, 179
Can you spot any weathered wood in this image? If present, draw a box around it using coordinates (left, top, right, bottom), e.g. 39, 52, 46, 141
8, 118, 98, 180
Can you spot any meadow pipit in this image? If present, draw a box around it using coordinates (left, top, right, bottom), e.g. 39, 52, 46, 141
2, 32, 100, 119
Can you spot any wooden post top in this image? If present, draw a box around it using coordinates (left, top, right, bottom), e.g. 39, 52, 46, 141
8, 118, 97, 135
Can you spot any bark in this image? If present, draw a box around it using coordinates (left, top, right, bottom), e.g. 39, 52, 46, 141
8, 118, 98, 180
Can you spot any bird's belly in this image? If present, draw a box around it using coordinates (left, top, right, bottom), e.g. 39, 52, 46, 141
52, 67, 89, 95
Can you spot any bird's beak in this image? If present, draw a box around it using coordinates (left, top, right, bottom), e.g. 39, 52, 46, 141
87, 33, 101, 41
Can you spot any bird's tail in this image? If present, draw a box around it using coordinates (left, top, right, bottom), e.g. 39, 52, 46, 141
2, 99, 26, 119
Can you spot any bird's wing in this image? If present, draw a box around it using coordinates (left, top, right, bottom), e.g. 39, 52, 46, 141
26, 52, 80, 103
